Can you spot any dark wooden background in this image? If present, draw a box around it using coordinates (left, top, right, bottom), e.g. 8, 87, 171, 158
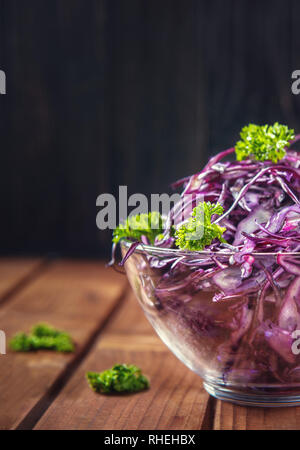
1, 0, 300, 258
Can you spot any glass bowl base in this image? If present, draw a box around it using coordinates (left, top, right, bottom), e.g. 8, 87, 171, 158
203, 381, 300, 407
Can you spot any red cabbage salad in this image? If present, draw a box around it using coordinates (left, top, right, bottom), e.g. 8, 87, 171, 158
112, 123, 300, 384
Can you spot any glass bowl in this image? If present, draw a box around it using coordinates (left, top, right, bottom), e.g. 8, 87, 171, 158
121, 240, 300, 407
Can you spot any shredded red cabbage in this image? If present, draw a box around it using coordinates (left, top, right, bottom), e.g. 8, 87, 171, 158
118, 134, 300, 386
152, 138, 300, 385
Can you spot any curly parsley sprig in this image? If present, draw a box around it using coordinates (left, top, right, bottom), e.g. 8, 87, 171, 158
112, 211, 164, 245
235, 122, 295, 163
175, 202, 226, 251
10, 323, 75, 353
86, 364, 149, 394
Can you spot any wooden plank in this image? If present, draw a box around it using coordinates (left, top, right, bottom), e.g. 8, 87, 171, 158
214, 401, 300, 430
0, 258, 43, 300
35, 290, 211, 430
0, 261, 127, 430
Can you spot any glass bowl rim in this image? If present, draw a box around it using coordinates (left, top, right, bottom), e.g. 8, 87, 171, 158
120, 239, 300, 258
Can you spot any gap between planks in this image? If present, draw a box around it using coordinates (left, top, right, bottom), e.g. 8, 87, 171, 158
0, 258, 51, 307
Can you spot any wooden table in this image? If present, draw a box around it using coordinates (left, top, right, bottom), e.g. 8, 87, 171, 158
0, 258, 299, 430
